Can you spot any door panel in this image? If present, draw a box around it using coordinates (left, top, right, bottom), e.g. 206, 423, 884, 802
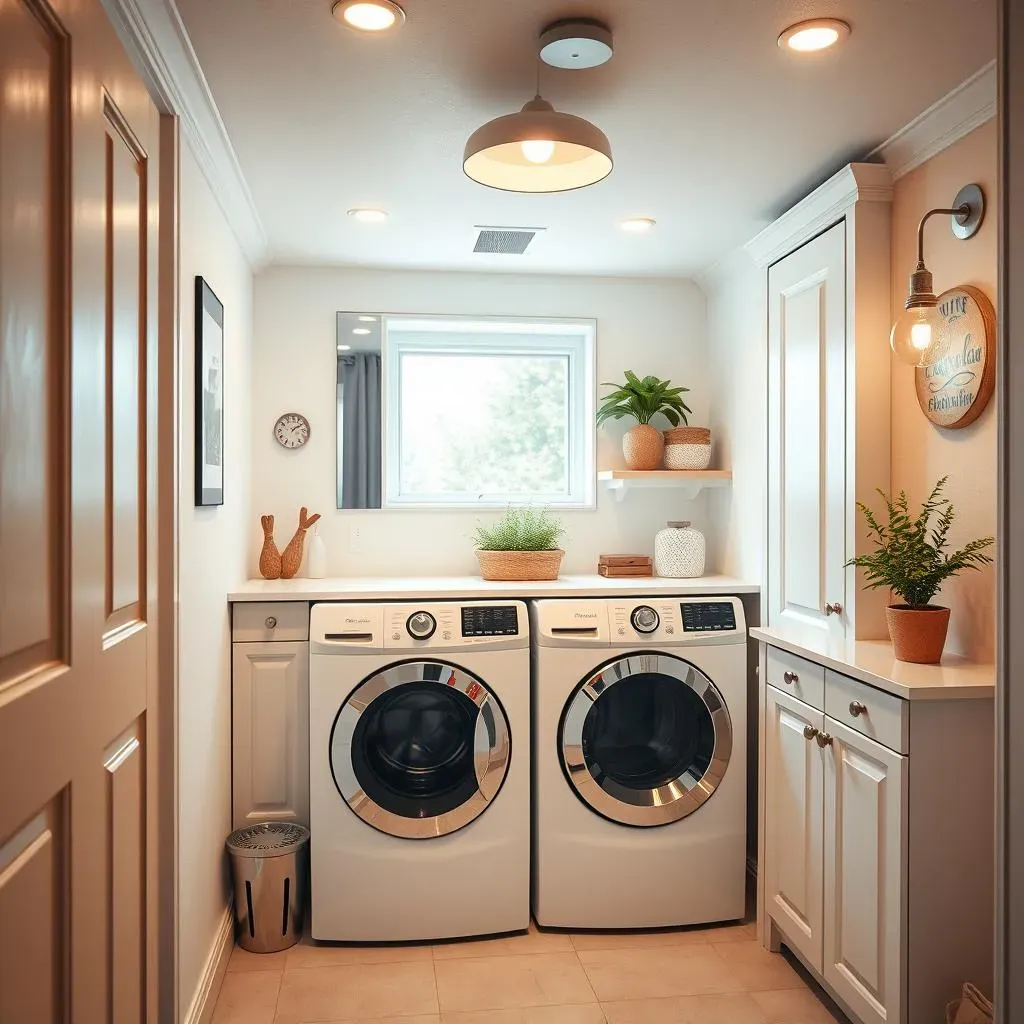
824, 718, 906, 1024
768, 222, 847, 644
764, 685, 824, 971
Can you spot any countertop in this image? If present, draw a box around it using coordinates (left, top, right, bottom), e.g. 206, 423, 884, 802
229, 574, 760, 603
751, 625, 995, 701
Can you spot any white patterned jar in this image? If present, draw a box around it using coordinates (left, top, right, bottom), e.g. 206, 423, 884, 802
654, 521, 706, 578
664, 443, 712, 470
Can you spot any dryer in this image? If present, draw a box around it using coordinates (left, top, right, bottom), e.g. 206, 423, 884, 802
309, 600, 530, 942
531, 596, 747, 929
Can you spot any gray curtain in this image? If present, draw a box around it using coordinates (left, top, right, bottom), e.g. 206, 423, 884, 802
338, 352, 382, 508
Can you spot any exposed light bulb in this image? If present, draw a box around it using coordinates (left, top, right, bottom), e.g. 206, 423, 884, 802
520, 139, 555, 164
890, 305, 943, 366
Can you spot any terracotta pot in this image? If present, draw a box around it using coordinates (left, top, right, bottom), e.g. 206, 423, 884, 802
622, 424, 664, 470
885, 604, 951, 664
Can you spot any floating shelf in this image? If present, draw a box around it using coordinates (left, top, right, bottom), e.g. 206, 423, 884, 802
598, 469, 732, 501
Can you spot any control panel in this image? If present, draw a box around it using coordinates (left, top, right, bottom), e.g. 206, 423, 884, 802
606, 597, 745, 645
681, 601, 738, 633
461, 604, 520, 638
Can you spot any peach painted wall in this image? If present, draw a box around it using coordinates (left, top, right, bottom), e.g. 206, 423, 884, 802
890, 120, 997, 661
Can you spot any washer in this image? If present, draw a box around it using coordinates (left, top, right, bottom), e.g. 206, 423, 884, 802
532, 596, 747, 929
309, 601, 530, 942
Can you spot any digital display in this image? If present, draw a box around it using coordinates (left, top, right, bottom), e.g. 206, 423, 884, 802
461, 605, 520, 637
681, 602, 737, 632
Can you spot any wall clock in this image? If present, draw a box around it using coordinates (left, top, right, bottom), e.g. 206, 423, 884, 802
274, 412, 311, 449
915, 285, 996, 430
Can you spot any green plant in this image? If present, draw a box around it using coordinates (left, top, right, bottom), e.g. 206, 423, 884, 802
473, 506, 564, 552
846, 477, 994, 609
597, 371, 692, 428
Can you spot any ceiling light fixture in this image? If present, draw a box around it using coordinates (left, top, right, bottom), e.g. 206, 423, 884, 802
890, 183, 986, 366
778, 18, 850, 52
337, 344, 352, 351
539, 18, 613, 69
348, 207, 388, 223
332, 0, 405, 32
358, 315, 377, 322
621, 217, 656, 233
352, 328, 372, 335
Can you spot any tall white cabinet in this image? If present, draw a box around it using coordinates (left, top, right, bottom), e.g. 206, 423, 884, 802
747, 163, 893, 643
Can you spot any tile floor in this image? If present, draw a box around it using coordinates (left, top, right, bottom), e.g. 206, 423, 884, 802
213, 919, 846, 1024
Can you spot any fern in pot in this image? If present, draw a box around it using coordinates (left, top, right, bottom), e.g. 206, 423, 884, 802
474, 506, 566, 582
597, 371, 691, 470
847, 478, 993, 663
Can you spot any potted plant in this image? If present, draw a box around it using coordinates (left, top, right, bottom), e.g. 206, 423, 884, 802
474, 506, 566, 581
597, 371, 692, 471
847, 477, 994, 664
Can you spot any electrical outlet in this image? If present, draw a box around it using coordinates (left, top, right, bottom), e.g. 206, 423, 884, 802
349, 525, 365, 553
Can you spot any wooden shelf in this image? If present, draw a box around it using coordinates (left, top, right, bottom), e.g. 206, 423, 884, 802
598, 469, 732, 501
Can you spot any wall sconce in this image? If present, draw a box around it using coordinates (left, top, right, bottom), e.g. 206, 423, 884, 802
890, 183, 986, 366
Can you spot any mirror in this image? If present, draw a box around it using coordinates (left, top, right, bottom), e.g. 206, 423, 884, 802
336, 312, 383, 509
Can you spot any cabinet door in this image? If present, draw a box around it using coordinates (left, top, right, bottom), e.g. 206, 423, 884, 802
823, 717, 907, 1024
764, 685, 825, 971
767, 221, 847, 643
232, 642, 310, 828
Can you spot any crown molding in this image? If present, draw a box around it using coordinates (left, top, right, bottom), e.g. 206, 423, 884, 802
872, 60, 996, 181
744, 162, 893, 269
101, 0, 270, 268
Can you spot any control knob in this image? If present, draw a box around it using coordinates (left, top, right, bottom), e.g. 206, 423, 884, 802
406, 611, 437, 640
630, 605, 660, 634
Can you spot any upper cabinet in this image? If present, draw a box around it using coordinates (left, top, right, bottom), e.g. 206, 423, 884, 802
747, 164, 893, 643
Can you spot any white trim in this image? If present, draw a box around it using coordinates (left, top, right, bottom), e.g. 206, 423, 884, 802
183, 905, 233, 1024
744, 163, 893, 269
872, 61, 996, 181
100, 0, 269, 267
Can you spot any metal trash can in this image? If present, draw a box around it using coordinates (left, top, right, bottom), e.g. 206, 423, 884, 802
226, 822, 310, 953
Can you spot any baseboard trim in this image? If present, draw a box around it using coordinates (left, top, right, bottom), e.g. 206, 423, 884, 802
184, 905, 234, 1024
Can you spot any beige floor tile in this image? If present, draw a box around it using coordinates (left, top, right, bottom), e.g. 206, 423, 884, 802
601, 992, 768, 1023
569, 927, 712, 952
434, 924, 573, 960
577, 946, 745, 1002
212, 970, 281, 1024
753, 988, 844, 1022
434, 952, 597, 1013
228, 943, 292, 972
273, 961, 438, 1023
695, 922, 757, 944
440, 1007, 606, 1024
283, 1018, 440, 1024
288, 936, 434, 969
710, 941, 804, 993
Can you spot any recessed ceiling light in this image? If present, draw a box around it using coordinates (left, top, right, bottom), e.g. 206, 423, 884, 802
332, 0, 405, 32
352, 328, 372, 335
358, 315, 377, 322
778, 18, 850, 52
337, 344, 352, 351
621, 217, 656, 233
348, 208, 388, 223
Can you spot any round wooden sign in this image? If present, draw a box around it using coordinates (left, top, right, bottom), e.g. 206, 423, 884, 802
915, 285, 996, 429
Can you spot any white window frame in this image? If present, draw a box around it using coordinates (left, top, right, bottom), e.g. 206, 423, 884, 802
383, 315, 596, 509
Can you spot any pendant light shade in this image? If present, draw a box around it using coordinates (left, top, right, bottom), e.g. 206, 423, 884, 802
463, 96, 613, 193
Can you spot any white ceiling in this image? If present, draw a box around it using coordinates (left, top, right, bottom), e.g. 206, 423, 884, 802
175, 0, 996, 278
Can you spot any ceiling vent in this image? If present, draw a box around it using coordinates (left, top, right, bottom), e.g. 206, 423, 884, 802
473, 226, 546, 255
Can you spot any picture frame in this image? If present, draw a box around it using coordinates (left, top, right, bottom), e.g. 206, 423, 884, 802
195, 277, 225, 506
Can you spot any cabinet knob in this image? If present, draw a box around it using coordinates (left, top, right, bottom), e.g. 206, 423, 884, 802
849, 700, 867, 717
816, 732, 834, 747
783, 670, 799, 685
825, 602, 844, 616
265, 616, 278, 629
803, 725, 819, 741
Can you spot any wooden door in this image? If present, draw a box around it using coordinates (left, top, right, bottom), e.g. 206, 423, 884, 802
767, 222, 848, 644
232, 642, 310, 829
823, 718, 907, 1024
764, 685, 825, 971
0, 0, 161, 1020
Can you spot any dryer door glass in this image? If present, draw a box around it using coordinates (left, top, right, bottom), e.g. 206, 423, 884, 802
560, 654, 733, 827
330, 660, 511, 839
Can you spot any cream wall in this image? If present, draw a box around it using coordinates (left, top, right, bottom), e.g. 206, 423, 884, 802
890, 121, 998, 661
177, 145, 254, 1020
251, 267, 713, 577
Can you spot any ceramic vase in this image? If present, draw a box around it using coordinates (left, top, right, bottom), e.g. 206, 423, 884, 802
281, 507, 322, 580
622, 424, 664, 470
258, 515, 282, 579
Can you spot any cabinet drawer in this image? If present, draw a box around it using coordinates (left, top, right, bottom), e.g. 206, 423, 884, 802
766, 646, 825, 710
825, 670, 908, 754
232, 601, 309, 642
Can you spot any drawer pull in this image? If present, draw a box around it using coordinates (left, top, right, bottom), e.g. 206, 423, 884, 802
803, 725, 819, 741
265, 616, 278, 629
783, 670, 799, 685
849, 700, 868, 717
816, 732, 834, 747
825, 602, 844, 616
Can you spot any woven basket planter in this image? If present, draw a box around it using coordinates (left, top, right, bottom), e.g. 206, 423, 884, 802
623, 424, 664, 470
476, 548, 564, 581
664, 426, 711, 446
886, 604, 951, 664
664, 443, 712, 470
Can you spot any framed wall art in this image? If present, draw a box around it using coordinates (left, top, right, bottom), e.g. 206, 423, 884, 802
195, 277, 225, 506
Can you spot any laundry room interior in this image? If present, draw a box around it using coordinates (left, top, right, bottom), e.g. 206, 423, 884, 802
159, 2, 1002, 1023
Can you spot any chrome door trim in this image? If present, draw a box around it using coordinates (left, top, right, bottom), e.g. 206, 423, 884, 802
331, 660, 511, 839
560, 653, 733, 827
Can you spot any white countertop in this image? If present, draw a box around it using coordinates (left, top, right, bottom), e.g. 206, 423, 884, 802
229, 574, 760, 603
750, 625, 995, 701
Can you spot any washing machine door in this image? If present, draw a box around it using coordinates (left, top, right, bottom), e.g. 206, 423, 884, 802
560, 653, 732, 827
330, 660, 511, 839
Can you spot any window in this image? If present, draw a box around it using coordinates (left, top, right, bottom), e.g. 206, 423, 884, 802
383, 316, 595, 507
